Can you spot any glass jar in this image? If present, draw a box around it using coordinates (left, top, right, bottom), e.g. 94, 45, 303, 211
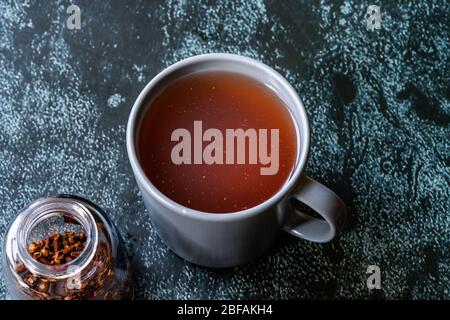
2, 195, 133, 300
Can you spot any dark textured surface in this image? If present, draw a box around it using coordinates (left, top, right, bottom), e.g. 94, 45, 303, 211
0, 0, 449, 299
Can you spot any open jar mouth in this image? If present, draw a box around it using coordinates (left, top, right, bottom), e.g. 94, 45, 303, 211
16, 196, 98, 280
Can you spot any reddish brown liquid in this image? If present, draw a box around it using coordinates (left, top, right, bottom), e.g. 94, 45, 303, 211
138, 71, 297, 213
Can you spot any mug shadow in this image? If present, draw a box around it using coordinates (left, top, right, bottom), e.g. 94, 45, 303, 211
126, 171, 367, 299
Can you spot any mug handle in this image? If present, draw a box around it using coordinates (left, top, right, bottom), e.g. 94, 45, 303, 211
282, 176, 347, 243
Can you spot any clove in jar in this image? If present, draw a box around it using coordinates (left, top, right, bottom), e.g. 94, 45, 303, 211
2, 195, 133, 300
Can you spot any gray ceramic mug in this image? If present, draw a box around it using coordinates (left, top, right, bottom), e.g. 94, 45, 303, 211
127, 53, 347, 268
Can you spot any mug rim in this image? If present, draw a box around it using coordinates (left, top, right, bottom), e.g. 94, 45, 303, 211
126, 53, 310, 221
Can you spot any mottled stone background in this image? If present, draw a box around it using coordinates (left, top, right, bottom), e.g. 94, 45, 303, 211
0, 0, 448, 299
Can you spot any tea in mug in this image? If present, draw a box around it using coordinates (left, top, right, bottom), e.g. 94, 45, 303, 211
137, 71, 297, 213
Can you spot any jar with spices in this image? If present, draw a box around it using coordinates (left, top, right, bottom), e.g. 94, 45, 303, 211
2, 195, 133, 300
